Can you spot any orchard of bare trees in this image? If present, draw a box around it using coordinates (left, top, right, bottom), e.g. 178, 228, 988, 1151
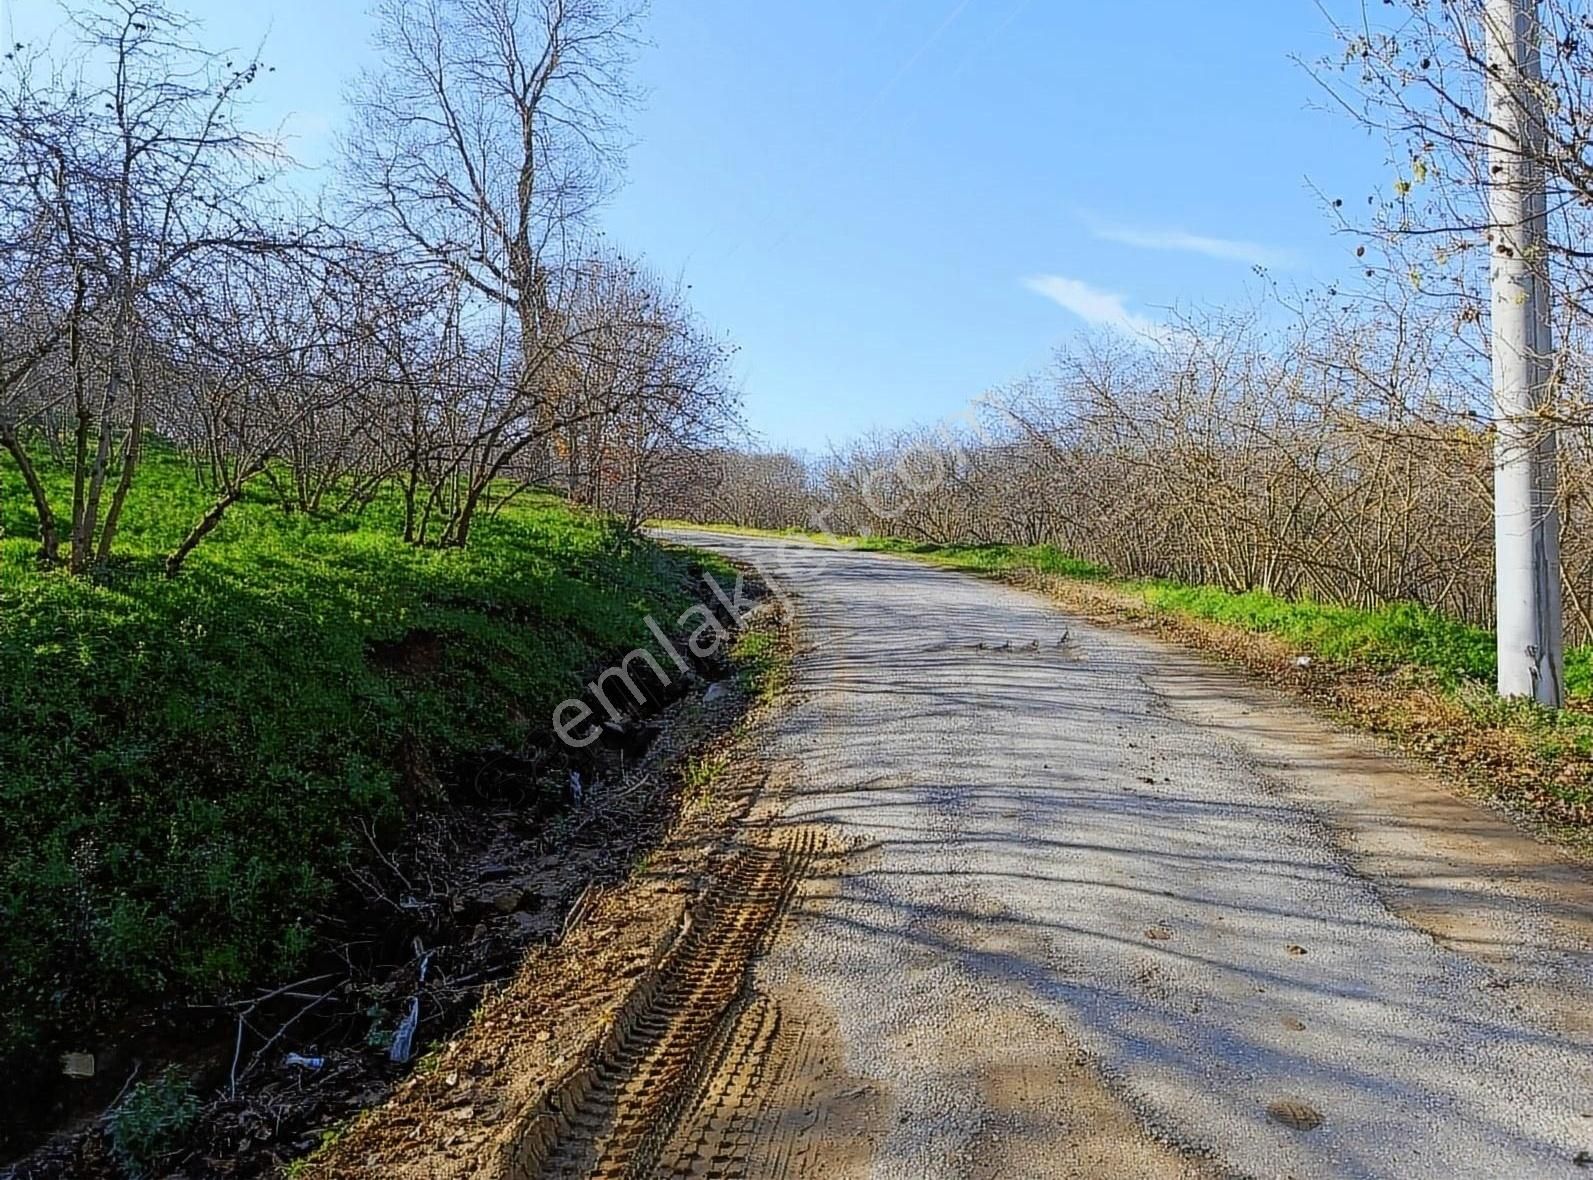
664, 294, 1519, 622
0, 0, 738, 574
14, 0, 1593, 649
668, 284, 1593, 643
668, 0, 1593, 648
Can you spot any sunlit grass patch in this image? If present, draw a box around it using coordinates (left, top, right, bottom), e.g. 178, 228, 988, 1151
0, 449, 715, 1061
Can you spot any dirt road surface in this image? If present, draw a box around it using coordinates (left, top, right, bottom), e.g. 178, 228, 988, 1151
649, 529, 1593, 1180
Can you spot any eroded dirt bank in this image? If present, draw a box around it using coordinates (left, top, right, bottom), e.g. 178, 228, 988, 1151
5, 565, 776, 1180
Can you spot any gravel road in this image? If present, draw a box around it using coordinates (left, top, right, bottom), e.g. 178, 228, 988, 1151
661, 529, 1593, 1180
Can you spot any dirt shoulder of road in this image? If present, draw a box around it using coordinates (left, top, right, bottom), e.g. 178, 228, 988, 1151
296, 609, 797, 1180
309, 534, 1593, 1178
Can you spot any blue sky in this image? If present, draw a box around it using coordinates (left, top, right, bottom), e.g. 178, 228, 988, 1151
1, 0, 1394, 451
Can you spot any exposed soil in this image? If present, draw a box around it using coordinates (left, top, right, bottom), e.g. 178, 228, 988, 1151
1023, 571, 1593, 835
1015, 570, 1593, 1039
961, 1005, 1209, 1180
656, 975, 885, 1180
536, 830, 827, 1179
68, 530, 1593, 1179
644, 530, 1593, 1180
1147, 657, 1593, 1043
297, 624, 804, 1179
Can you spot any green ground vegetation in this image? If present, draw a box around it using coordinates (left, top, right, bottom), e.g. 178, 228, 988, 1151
0, 449, 728, 1061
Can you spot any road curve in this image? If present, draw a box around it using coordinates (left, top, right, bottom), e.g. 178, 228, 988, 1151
660, 529, 1593, 1180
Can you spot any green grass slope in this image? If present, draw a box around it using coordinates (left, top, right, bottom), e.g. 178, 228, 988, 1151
1, 452, 717, 1060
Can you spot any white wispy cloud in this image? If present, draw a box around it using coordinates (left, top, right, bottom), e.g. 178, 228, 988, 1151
1088, 220, 1298, 269
1023, 275, 1161, 338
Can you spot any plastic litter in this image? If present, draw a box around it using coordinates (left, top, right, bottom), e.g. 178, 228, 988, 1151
389, 948, 433, 1064
390, 997, 420, 1064
283, 1052, 325, 1070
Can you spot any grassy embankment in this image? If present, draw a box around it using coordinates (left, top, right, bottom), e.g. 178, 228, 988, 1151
659, 521, 1593, 830
0, 450, 731, 1065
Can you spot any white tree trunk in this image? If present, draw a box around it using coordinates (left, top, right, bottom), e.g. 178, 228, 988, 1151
1485, 0, 1564, 705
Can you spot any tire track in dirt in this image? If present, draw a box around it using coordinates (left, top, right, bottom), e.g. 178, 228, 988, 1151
519, 829, 827, 1179
654, 530, 1593, 1179
658, 992, 787, 1178
655, 982, 885, 1180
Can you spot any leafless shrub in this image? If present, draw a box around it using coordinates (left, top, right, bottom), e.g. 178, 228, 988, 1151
676, 295, 1593, 640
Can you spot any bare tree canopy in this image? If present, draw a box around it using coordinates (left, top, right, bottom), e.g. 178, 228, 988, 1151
344, 0, 641, 327
0, 0, 737, 576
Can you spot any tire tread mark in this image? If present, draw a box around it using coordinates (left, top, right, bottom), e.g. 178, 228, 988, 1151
522, 831, 820, 1179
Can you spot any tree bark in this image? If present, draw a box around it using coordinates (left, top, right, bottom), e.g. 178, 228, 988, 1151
1, 431, 60, 563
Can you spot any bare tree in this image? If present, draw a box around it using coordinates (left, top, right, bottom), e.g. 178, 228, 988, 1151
0, 0, 290, 571
159, 248, 380, 575
344, 0, 646, 543
0, 45, 90, 562
548, 260, 739, 528
0, 0, 744, 579
684, 296, 1561, 645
